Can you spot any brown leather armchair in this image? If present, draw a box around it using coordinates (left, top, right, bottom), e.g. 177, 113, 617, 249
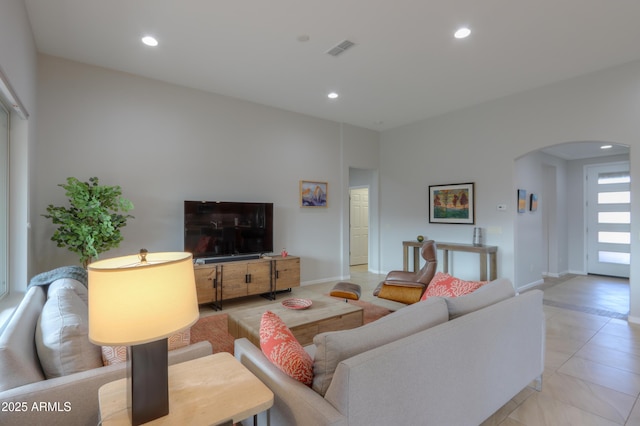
374, 240, 438, 304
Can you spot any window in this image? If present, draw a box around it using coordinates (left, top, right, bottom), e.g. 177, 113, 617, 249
0, 101, 7, 300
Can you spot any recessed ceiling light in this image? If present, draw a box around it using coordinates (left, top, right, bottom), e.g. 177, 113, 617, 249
141, 36, 159, 47
297, 35, 310, 42
454, 27, 471, 39
600, 144, 613, 150
327, 92, 339, 99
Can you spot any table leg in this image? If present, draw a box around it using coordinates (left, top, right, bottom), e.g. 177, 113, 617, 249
489, 253, 497, 280
403, 245, 409, 271
479, 253, 488, 281
442, 249, 449, 273
413, 246, 420, 273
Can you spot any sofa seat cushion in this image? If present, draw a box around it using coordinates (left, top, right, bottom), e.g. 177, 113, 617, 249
0, 287, 47, 392
421, 272, 487, 301
445, 278, 516, 319
35, 288, 103, 379
312, 296, 448, 396
260, 311, 314, 386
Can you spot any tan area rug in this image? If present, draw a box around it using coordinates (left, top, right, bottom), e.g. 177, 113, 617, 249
190, 299, 394, 355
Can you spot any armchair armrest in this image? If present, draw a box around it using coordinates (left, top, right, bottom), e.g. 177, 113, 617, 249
0, 341, 212, 426
234, 338, 346, 426
383, 270, 419, 282
381, 278, 427, 288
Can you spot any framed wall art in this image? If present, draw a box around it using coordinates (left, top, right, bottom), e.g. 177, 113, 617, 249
428, 182, 475, 224
300, 180, 328, 207
530, 193, 538, 212
517, 189, 527, 213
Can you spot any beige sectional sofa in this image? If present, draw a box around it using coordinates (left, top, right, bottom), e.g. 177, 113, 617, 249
235, 278, 545, 426
0, 279, 212, 426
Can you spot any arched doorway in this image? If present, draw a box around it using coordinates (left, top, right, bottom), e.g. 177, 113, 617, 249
515, 141, 630, 316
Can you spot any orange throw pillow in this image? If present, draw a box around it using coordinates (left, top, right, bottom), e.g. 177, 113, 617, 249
421, 272, 487, 301
260, 311, 313, 386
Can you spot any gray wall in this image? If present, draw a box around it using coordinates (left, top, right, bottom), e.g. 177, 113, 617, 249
33, 55, 380, 285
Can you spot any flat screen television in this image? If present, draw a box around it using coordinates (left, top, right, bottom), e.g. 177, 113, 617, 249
184, 201, 273, 262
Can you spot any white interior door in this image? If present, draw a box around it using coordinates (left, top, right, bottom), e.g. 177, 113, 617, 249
349, 187, 369, 266
586, 162, 630, 278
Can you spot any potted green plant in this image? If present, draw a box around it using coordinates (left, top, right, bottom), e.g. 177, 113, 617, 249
43, 177, 134, 268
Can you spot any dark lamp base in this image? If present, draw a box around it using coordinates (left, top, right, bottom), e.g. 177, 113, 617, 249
128, 338, 169, 426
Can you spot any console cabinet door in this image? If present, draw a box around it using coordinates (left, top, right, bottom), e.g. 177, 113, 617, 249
221, 263, 249, 299
194, 265, 217, 304
274, 257, 300, 290
247, 262, 272, 295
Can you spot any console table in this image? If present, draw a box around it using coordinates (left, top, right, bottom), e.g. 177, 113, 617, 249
402, 241, 423, 272
402, 241, 498, 281
98, 353, 273, 426
436, 242, 498, 281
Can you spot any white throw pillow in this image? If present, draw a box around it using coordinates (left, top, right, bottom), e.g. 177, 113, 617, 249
35, 288, 102, 379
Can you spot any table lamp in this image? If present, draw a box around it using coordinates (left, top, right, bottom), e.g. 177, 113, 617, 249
88, 250, 199, 425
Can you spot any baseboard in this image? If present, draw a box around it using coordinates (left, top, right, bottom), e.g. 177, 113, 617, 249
543, 271, 576, 279
518, 279, 544, 292
628, 315, 640, 325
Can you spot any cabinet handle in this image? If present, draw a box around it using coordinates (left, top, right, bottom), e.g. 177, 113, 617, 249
276, 270, 280, 279
245, 274, 251, 283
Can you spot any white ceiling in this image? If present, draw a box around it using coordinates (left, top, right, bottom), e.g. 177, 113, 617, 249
23, 1, 640, 154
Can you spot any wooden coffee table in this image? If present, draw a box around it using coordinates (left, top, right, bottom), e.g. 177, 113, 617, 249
228, 296, 363, 346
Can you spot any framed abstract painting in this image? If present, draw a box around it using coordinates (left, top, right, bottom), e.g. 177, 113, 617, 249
429, 182, 475, 224
300, 180, 328, 207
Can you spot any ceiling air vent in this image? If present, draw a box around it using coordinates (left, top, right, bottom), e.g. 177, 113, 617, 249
326, 40, 356, 57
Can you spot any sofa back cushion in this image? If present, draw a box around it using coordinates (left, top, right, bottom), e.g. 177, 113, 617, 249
312, 296, 448, 396
444, 278, 516, 319
35, 288, 103, 379
0, 286, 47, 392
48, 278, 88, 305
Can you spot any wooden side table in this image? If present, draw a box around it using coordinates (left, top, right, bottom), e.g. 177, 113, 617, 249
99, 352, 273, 426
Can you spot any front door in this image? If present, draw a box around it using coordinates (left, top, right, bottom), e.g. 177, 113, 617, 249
586, 162, 630, 278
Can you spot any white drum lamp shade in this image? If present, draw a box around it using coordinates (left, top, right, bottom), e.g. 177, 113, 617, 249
88, 251, 198, 345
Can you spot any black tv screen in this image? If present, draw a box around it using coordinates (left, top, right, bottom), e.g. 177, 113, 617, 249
184, 201, 273, 260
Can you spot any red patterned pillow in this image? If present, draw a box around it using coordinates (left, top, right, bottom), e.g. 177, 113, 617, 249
421, 272, 487, 301
260, 311, 313, 386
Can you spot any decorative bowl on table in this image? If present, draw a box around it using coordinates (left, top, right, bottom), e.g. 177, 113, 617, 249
281, 298, 312, 310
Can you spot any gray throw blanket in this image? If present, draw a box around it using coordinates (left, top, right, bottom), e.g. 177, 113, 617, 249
28, 265, 88, 288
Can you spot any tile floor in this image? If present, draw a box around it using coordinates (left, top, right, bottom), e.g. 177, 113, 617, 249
201, 267, 640, 425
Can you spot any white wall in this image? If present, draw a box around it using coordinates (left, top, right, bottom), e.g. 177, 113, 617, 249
380, 59, 640, 320
33, 55, 379, 285
0, 0, 38, 292
514, 151, 547, 288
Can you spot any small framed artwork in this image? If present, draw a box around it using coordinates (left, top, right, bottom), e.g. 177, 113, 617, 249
300, 180, 328, 207
517, 189, 527, 213
530, 193, 538, 212
428, 182, 475, 224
